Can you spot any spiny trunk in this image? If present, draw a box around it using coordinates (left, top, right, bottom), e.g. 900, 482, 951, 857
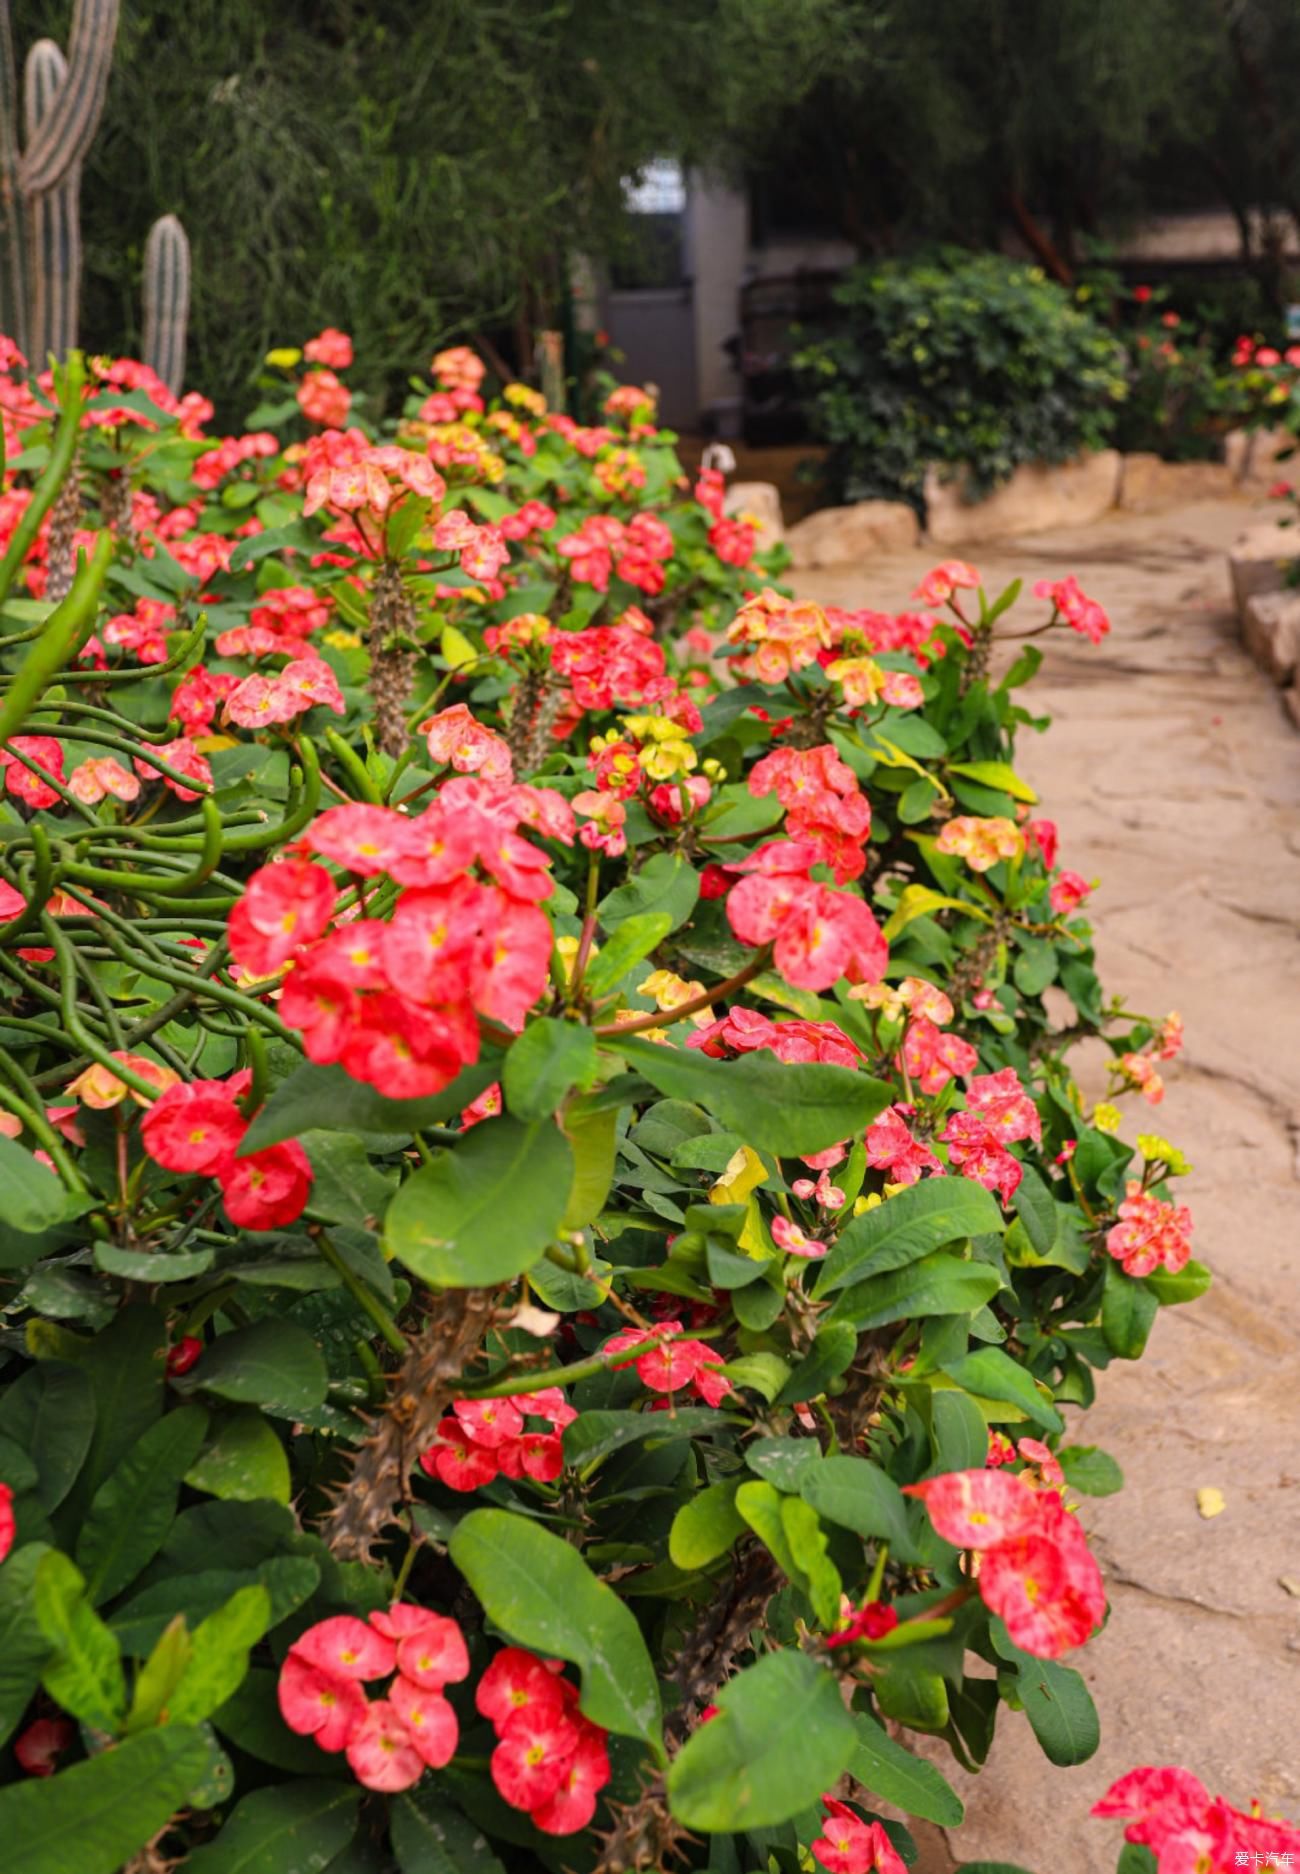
44, 464, 83, 604
368, 558, 418, 757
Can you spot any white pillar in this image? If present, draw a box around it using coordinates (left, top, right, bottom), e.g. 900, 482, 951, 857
685, 174, 749, 430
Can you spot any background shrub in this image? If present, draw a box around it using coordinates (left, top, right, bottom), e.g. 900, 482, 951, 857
796, 251, 1127, 511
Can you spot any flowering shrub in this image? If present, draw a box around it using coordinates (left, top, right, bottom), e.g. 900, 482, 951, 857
0, 329, 1278, 1872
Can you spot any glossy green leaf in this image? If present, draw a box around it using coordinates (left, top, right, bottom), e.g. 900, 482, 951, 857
503, 1019, 597, 1121
772, 1323, 859, 1406
0, 1135, 69, 1234
391, 1786, 509, 1874
76, 1405, 209, 1603
125, 1616, 192, 1733
826, 1251, 1003, 1331
0, 1544, 52, 1747
991, 1624, 1099, 1766
1010, 1166, 1058, 1257
1144, 1259, 1212, 1307
93, 1243, 215, 1282
852, 1711, 964, 1825
779, 1496, 842, 1627
582, 911, 673, 996
946, 760, 1036, 802
184, 1782, 361, 1874
799, 1455, 921, 1561
0, 1726, 211, 1874
619, 1036, 892, 1157
813, 1177, 1004, 1297
385, 1116, 572, 1287
666, 1649, 857, 1830
449, 1508, 663, 1753
669, 1480, 746, 1569
169, 1584, 272, 1725
598, 851, 699, 933
1057, 1444, 1124, 1496
940, 1349, 1063, 1433
186, 1411, 291, 1504
172, 1320, 328, 1417
33, 1551, 126, 1733
1101, 1259, 1159, 1360
560, 1100, 618, 1228
927, 1389, 991, 1472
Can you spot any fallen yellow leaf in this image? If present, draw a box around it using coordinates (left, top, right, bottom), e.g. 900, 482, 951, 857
1196, 1487, 1226, 1519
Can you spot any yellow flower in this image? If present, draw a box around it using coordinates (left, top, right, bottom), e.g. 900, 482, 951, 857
1136, 1133, 1192, 1176
504, 382, 547, 416
1092, 1102, 1121, 1134
638, 970, 711, 1026
323, 627, 361, 651
555, 934, 595, 985
853, 1192, 884, 1217
711, 1146, 768, 1206
265, 346, 302, 368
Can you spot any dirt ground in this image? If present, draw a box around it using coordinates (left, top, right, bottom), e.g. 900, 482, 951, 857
796, 496, 1300, 1872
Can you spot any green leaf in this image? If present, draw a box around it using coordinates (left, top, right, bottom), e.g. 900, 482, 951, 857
723, 1351, 792, 1402
1101, 1259, 1159, 1360
875, 1655, 950, 1730
669, 1480, 746, 1569
666, 1649, 857, 1830
598, 851, 699, 933
391, 1787, 509, 1874
184, 1782, 361, 1874
125, 1616, 193, 1733
242, 1058, 499, 1151
186, 1411, 291, 1504
582, 911, 673, 996
93, 1243, 215, 1282
560, 1100, 618, 1228
618, 1036, 892, 1157
563, 1408, 731, 1468
0, 1726, 211, 1874
779, 1496, 842, 1627
172, 1321, 328, 1416
1143, 1259, 1212, 1306
990, 1625, 1099, 1766
1116, 1849, 1159, 1874
300, 1132, 397, 1228
385, 1116, 573, 1286
954, 1864, 1039, 1873
799, 1455, 921, 1561
744, 1437, 823, 1493
0, 1361, 94, 1511
1057, 1445, 1124, 1497
1010, 1167, 1058, 1257
946, 760, 1037, 802
773, 1322, 859, 1406
61, 1302, 167, 1515
813, 1178, 1005, 1297
940, 1350, 1063, 1433
76, 1405, 209, 1603
882, 885, 991, 943
503, 1019, 597, 1121
852, 1711, 964, 1825
0, 1544, 52, 1747
826, 1251, 1003, 1331
33, 1551, 126, 1733
169, 1584, 272, 1725
0, 1135, 69, 1234
927, 1391, 990, 1472
449, 1508, 663, 1754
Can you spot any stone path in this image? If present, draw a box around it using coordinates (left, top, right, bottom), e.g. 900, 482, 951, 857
797, 496, 1300, 1872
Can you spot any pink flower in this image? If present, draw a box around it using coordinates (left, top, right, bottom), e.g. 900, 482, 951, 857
132, 737, 212, 801
963, 1066, 1041, 1145
1050, 870, 1093, 915
1106, 1181, 1193, 1277
304, 328, 354, 369
491, 1706, 580, 1809
812, 1800, 907, 1874
530, 1721, 612, 1835
912, 560, 981, 607
420, 1419, 500, 1492
227, 857, 337, 978
345, 1699, 425, 1791
291, 1615, 398, 1681
393, 1616, 470, 1692
1027, 818, 1058, 869
476, 1647, 568, 1731
220, 1139, 313, 1231
277, 1652, 368, 1751
388, 1675, 458, 1768
0, 1480, 13, 1564
297, 369, 351, 428
0, 735, 64, 808
423, 703, 513, 783
899, 1016, 977, 1095
140, 1080, 247, 1177
772, 1213, 826, 1259
941, 1110, 1023, 1203
13, 1717, 73, 1777
864, 1106, 941, 1185
68, 756, 140, 804
935, 814, 1024, 872
1033, 575, 1110, 644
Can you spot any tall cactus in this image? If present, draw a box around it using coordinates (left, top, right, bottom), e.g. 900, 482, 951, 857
142, 213, 189, 395
0, 0, 118, 361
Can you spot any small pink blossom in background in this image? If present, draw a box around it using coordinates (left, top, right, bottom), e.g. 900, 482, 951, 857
297, 369, 351, 427
68, 756, 140, 805
1027, 817, 1058, 868
912, 560, 981, 607
1050, 869, 1094, 915
1033, 574, 1110, 643
303, 328, 353, 369
1106, 1181, 1193, 1277
771, 1213, 827, 1259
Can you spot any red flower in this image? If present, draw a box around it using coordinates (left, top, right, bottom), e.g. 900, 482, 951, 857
826, 1599, 898, 1649
277, 1651, 368, 1751
0, 735, 64, 808
476, 1647, 569, 1731
344, 1698, 425, 1791
603, 1321, 729, 1404
963, 1067, 1041, 1145
530, 1719, 612, 1835
420, 1418, 500, 1492
304, 328, 354, 370
1050, 869, 1093, 915
388, 1674, 458, 1768
864, 1106, 941, 1186
393, 1616, 470, 1691
812, 1800, 907, 1874
220, 1138, 313, 1231
0, 1480, 13, 1563
140, 1081, 247, 1176
292, 1615, 398, 1681
941, 1110, 1023, 1203
165, 1335, 203, 1379
491, 1705, 581, 1809
228, 858, 337, 979
1106, 1182, 1193, 1277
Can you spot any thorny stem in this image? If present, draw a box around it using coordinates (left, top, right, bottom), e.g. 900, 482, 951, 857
312, 1228, 408, 1357
594, 944, 774, 1037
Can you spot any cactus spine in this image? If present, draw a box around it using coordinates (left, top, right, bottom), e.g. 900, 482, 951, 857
0, 0, 118, 361
142, 213, 189, 396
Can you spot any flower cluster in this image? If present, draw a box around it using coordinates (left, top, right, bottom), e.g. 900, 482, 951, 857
936, 814, 1024, 872
140, 1072, 312, 1231
1093, 1766, 1300, 1872
419, 1389, 575, 1492
478, 1648, 612, 1834
1106, 1181, 1194, 1276
278, 1607, 468, 1791
905, 1468, 1106, 1658
1033, 575, 1111, 643
724, 840, 889, 992
811, 1800, 906, 1874
603, 1320, 730, 1405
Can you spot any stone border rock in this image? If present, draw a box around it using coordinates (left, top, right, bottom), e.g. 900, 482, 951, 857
1227, 520, 1300, 727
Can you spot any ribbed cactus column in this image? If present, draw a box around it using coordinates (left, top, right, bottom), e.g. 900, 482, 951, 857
0, 0, 119, 362
24, 39, 79, 363
142, 214, 190, 395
